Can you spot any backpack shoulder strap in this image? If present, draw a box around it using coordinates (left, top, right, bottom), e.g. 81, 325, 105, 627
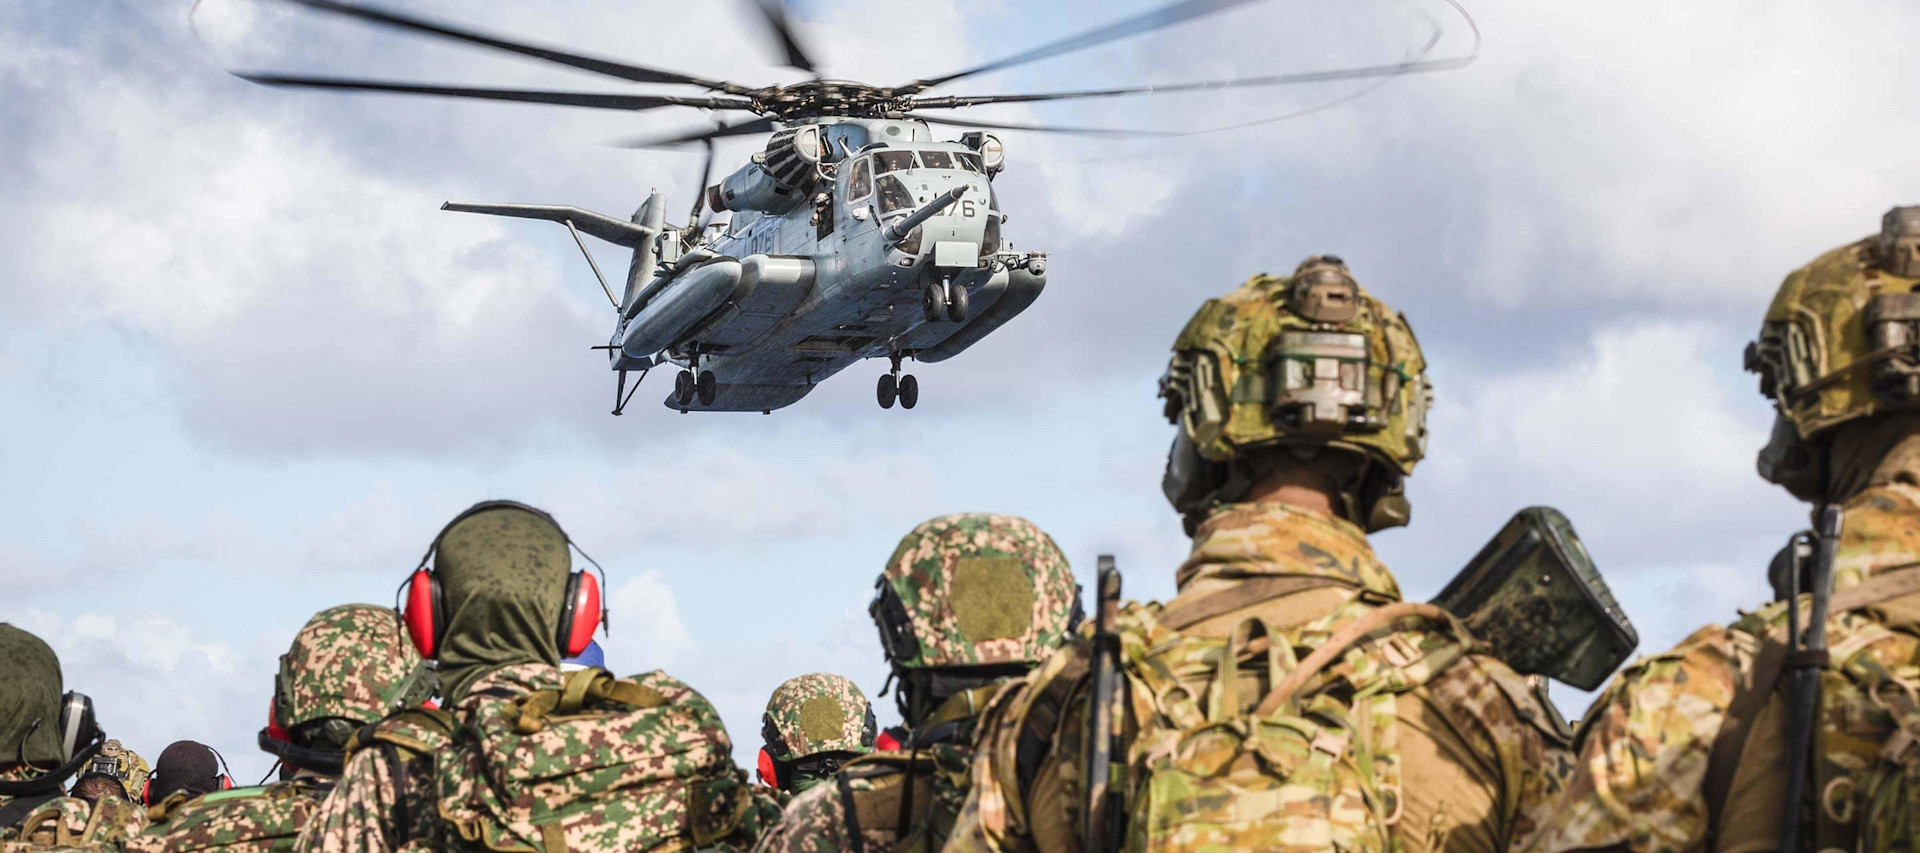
1254, 602, 1457, 716
1158, 576, 1353, 630
0, 793, 58, 832
1702, 633, 1790, 843
348, 707, 457, 759
1013, 644, 1092, 804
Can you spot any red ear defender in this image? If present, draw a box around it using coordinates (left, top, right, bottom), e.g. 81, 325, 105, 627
265, 697, 291, 743
141, 778, 151, 805
557, 570, 603, 658
402, 567, 443, 658
756, 748, 777, 787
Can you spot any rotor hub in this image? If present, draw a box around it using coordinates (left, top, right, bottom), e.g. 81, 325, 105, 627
755, 80, 900, 120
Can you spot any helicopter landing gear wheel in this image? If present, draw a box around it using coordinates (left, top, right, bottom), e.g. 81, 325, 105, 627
674, 370, 695, 407
695, 370, 717, 406
898, 374, 919, 409
923, 283, 945, 323
946, 283, 969, 323
877, 373, 898, 409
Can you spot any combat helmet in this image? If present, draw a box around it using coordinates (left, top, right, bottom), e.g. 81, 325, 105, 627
1747, 206, 1920, 497
757, 673, 876, 793
83, 739, 150, 799
869, 513, 1080, 727
258, 603, 436, 775
1160, 256, 1432, 533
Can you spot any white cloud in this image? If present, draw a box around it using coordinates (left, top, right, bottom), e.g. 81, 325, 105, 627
602, 571, 693, 673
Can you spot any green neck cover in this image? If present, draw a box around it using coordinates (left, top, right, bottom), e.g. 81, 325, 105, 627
0, 625, 65, 766
433, 508, 571, 702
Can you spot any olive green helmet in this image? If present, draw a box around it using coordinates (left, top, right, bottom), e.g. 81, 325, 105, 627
1160, 257, 1432, 531
762, 673, 876, 760
869, 513, 1080, 671
1747, 207, 1920, 494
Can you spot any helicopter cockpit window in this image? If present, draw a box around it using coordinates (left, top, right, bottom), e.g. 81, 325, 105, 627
846, 157, 872, 202
953, 152, 983, 172
918, 151, 954, 169
875, 175, 915, 214
873, 151, 916, 174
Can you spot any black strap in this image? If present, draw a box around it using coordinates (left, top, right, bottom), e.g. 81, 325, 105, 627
0, 740, 103, 797
836, 771, 864, 853
381, 743, 411, 845
0, 791, 60, 830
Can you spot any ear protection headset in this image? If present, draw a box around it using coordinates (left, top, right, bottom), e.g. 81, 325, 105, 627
755, 705, 877, 790
396, 500, 610, 660
142, 744, 234, 805
0, 692, 104, 797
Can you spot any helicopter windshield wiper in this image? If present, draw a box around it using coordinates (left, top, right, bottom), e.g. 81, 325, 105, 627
231, 75, 762, 113
891, 0, 1279, 96
230, 0, 769, 97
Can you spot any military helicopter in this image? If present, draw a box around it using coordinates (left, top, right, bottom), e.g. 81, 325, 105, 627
220, 0, 1474, 413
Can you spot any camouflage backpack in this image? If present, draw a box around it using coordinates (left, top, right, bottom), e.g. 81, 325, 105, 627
123, 780, 327, 853
1104, 598, 1469, 852
429, 668, 776, 852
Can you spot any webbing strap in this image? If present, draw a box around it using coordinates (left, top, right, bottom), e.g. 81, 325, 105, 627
0, 793, 57, 831
1159, 576, 1352, 630
837, 771, 866, 853
513, 672, 667, 733
1014, 652, 1090, 805
1254, 602, 1454, 717
539, 820, 570, 853
1703, 637, 1791, 845
1829, 563, 1920, 613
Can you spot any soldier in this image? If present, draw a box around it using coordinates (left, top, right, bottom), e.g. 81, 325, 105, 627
83, 740, 148, 805
945, 258, 1573, 853
756, 673, 876, 797
0, 624, 143, 850
297, 500, 778, 853
753, 512, 1080, 853
1533, 206, 1920, 852
125, 603, 433, 852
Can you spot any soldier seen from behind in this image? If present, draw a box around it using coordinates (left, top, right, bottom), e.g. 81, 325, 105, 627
296, 500, 779, 853
753, 512, 1080, 853
0, 623, 144, 850
126, 603, 433, 852
756, 673, 877, 800
945, 258, 1575, 853
1533, 206, 1920, 852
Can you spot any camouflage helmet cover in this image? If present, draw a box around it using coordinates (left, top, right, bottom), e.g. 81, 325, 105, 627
871, 513, 1079, 670
1747, 208, 1920, 443
276, 603, 432, 735
88, 739, 150, 796
761, 673, 875, 759
1160, 259, 1432, 523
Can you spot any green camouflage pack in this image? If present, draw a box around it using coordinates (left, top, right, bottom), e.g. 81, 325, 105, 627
876, 513, 1078, 669
124, 781, 327, 853
430, 667, 778, 852
764, 673, 873, 759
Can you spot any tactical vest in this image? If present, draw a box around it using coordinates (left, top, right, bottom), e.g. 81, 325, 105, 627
1704, 565, 1920, 851
124, 780, 328, 852
426, 668, 773, 853
1008, 596, 1474, 853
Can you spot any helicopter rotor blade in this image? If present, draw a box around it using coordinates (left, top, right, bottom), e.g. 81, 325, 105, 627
907, 54, 1475, 110
247, 0, 765, 96
606, 117, 781, 149
891, 0, 1276, 96
913, 114, 1174, 137
232, 74, 762, 112
748, 0, 819, 74
689, 132, 719, 229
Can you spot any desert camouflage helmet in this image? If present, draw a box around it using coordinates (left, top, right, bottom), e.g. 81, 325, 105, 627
870, 513, 1079, 670
1160, 257, 1432, 529
273, 603, 434, 745
761, 673, 876, 760
1748, 206, 1920, 445
86, 739, 150, 796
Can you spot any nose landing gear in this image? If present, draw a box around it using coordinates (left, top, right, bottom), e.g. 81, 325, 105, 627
922, 278, 969, 323
877, 353, 919, 410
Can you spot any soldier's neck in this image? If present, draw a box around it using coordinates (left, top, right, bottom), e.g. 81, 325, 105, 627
1243, 465, 1347, 523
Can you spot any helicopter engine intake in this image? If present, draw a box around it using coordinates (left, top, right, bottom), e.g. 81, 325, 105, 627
706, 126, 824, 215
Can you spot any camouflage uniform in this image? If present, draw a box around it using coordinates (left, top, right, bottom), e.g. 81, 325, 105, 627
299, 502, 777, 853
1532, 212, 1920, 853
0, 626, 145, 852
130, 603, 430, 853
754, 513, 1079, 853
945, 262, 1573, 853
760, 673, 876, 795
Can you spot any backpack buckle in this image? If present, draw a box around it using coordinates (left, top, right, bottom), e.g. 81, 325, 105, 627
1309, 729, 1348, 757
1882, 728, 1917, 763
1380, 635, 1419, 668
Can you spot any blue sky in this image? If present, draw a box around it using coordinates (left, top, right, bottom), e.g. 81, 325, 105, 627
3, 0, 1916, 780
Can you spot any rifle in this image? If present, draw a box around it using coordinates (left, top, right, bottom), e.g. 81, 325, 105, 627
1083, 556, 1124, 853
1781, 504, 1843, 852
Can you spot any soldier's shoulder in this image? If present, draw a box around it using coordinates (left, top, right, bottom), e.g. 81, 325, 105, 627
1427, 651, 1574, 746
1575, 623, 1746, 747
352, 705, 457, 757
751, 780, 848, 853
128, 781, 325, 852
